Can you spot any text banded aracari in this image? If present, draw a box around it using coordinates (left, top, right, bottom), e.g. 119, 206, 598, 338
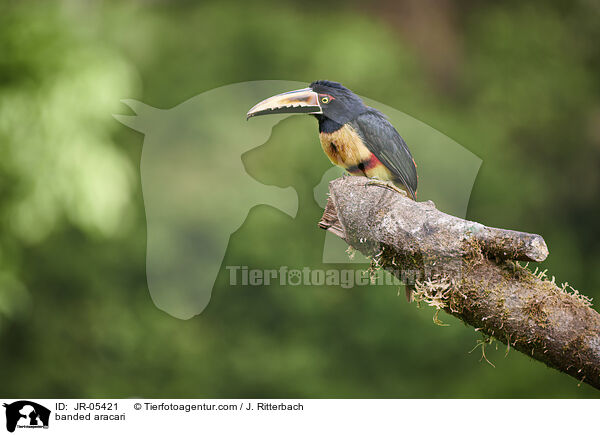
246, 80, 418, 200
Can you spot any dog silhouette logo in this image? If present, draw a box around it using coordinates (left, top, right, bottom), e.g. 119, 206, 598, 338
3, 401, 50, 432
114, 80, 481, 319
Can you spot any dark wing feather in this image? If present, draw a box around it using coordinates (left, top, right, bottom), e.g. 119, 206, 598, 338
350, 109, 418, 200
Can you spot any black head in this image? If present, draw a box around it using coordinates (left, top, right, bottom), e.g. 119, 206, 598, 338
308, 80, 366, 126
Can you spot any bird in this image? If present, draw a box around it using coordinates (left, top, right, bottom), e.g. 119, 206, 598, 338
246, 80, 418, 200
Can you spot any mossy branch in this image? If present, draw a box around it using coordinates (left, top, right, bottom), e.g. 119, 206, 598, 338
318, 176, 600, 390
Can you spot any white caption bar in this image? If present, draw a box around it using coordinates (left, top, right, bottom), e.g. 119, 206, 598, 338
0, 399, 597, 434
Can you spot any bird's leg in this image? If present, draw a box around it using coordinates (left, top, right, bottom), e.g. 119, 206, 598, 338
365, 178, 407, 197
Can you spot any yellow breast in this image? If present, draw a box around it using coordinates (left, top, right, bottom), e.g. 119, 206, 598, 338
318, 124, 396, 183
319, 124, 372, 168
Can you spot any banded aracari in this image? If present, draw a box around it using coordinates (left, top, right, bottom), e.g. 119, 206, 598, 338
246, 80, 418, 200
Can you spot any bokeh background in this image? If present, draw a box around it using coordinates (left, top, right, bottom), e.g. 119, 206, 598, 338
1, 0, 599, 398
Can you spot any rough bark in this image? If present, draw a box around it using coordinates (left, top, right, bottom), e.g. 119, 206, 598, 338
318, 176, 600, 390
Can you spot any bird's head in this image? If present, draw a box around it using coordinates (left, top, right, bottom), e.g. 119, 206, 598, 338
246, 80, 366, 125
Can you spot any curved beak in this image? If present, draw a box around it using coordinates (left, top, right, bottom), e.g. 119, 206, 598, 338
246, 88, 322, 119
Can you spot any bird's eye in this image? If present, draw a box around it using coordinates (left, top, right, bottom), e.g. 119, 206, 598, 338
321, 96, 330, 104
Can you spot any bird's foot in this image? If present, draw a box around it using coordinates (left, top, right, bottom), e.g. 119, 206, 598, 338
365, 179, 407, 197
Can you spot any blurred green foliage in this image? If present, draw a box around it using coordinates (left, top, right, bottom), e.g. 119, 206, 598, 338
1, 0, 599, 397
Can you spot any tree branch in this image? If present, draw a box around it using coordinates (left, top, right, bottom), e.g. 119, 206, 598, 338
318, 176, 600, 390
